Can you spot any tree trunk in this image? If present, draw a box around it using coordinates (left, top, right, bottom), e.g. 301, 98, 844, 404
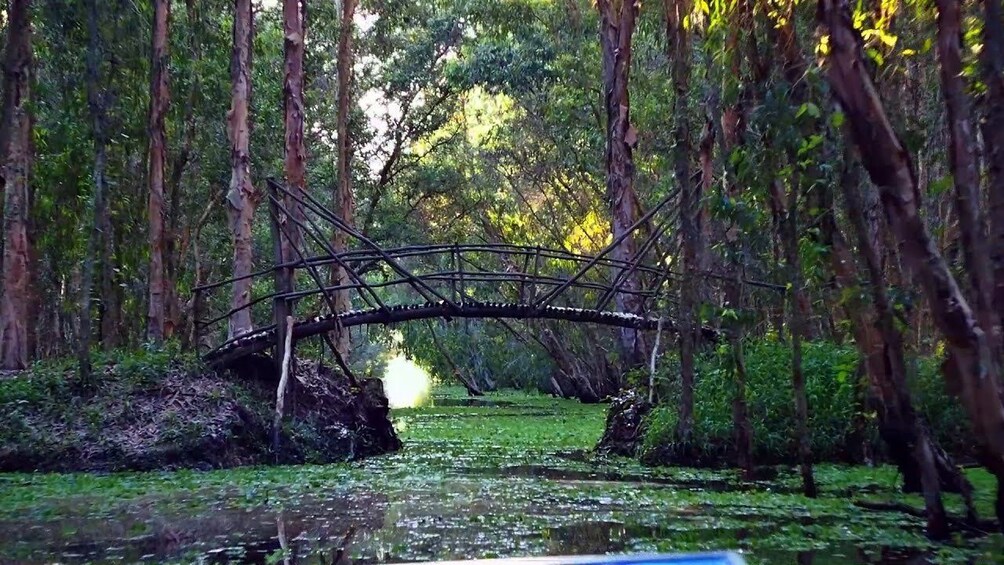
79, 0, 109, 382
99, 205, 118, 349
164, 0, 201, 343
596, 0, 645, 369
282, 0, 306, 255
279, 0, 306, 366
226, 0, 257, 339
820, 0, 1004, 529
426, 321, 483, 396
934, 0, 999, 350
983, 0, 1004, 331
718, 0, 754, 479
665, 0, 700, 445
0, 0, 33, 370
769, 178, 816, 497
830, 158, 958, 538
146, 0, 170, 343
770, 4, 823, 497
332, 0, 358, 359
542, 327, 601, 403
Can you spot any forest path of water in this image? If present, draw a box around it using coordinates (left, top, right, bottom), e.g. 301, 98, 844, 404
0, 388, 1002, 564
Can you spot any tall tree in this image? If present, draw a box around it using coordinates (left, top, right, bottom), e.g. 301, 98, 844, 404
282, 0, 306, 253
147, 0, 171, 343
665, 0, 704, 455
934, 0, 998, 353
770, 3, 816, 497
719, 0, 755, 479
984, 0, 1004, 325
226, 0, 257, 339
831, 158, 957, 538
165, 0, 203, 341
79, 0, 111, 382
332, 0, 358, 359
820, 0, 1004, 527
596, 0, 645, 368
0, 0, 34, 370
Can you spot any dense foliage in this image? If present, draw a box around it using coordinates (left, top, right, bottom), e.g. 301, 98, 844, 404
640, 342, 970, 465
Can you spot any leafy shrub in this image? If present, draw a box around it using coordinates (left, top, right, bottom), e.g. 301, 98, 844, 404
640, 339, 971, 466
0, 342, 206, 467
641, 340, 861, 465
910, 353, 973, 456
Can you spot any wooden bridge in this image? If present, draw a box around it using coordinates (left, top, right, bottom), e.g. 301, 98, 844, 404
194, 180, 743, 368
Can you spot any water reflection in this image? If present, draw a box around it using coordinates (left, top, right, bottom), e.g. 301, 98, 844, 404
547, 521, 626, 555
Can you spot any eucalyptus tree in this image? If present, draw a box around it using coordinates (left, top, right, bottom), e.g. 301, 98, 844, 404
0, 0, 34, 370
226, 0, 257, 339
147, 0, 171, 343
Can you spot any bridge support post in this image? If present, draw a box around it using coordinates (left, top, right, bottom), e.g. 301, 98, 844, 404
451, 244, 459, 305
530, 246, 541, 306
457, 243, 465, 305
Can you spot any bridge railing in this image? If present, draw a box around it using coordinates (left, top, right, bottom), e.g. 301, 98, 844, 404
192, 180, 688, 361
193, 243, 672, 354
192, 180, 789, 365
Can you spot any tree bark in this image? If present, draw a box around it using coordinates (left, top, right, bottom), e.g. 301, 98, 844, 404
79, 0, 109, 382
770, 4, 823, 497
164, 0, 201, 342
665, 0, 700, 445
820, 0, 1004, 528
331, 0, 358, 360
146, 0, 170, 343
283, 0, 306, 255
719, 0, 754, 479
981, 0, 1004, 336
0, 0, 33, 370
226, 0, 257, 339
279, 0, 307, 367
596, 0, 645, 369
934, 0, 999, 350
830, 158, 959, 538
426, 321, 483, 396
772, 178, 817, 497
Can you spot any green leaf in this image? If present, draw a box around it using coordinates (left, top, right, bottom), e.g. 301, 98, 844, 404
796, 102, 821, 120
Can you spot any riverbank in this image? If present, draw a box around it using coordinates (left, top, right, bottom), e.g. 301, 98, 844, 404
0, 348, 399, 472
1, 386, 1001, 564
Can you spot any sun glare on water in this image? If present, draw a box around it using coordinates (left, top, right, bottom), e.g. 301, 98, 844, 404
382, 354, 432, 409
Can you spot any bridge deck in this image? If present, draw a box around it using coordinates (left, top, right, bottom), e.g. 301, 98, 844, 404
205, 301, 674, 367
206, 301, 672, 366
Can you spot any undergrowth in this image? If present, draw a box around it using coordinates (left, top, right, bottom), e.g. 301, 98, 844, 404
639, 340, 970, 466
0, 344, 398, 472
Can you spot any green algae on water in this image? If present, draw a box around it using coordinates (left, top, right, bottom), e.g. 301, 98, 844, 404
0, 387, 1002, 564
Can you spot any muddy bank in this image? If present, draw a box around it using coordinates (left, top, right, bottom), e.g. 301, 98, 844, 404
0, 353, 399, 472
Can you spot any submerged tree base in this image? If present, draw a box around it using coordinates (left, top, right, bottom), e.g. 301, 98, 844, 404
596, 388, 651, 456
0, 352, 400, 472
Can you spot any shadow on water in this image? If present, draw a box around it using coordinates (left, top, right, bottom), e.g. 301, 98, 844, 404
458, 464, 797, 495
546, 521, 627, 554
0, 490, 388, 564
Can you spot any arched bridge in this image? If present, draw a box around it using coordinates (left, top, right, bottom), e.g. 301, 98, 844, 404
194, 180, 746, 368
